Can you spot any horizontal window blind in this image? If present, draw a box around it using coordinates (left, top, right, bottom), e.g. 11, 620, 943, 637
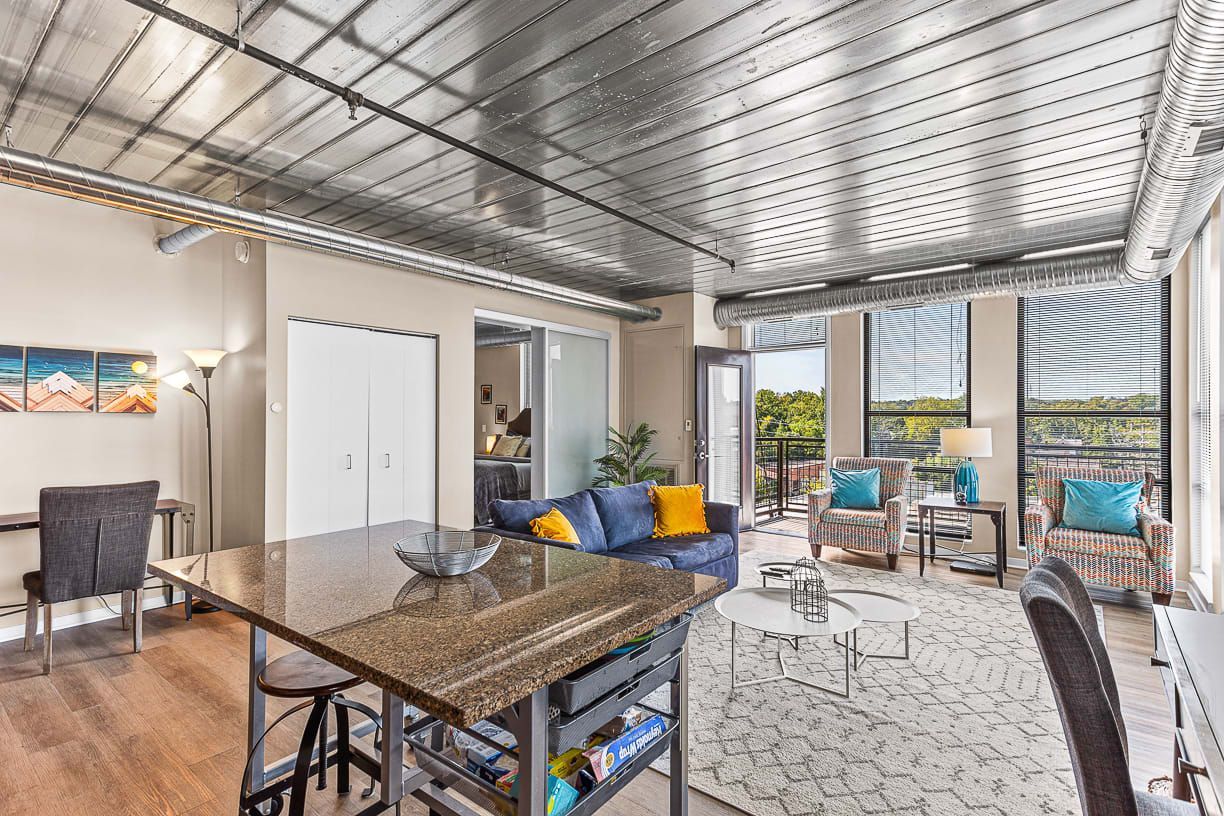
1190, 226, 1216, 582
751, 315, 827, 349
1017, 279, 1172, 541
865, 303, 970, 536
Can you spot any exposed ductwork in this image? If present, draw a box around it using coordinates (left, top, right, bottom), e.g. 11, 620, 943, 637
715, 0, 1224, 327
475, 330, 533, 349
156, 223, 216, 255
0, 146, 660, 323
1123, 0, 1224, 281
713, 250, 1126, 326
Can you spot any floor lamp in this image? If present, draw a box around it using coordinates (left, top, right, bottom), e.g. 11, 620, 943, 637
163, 348, 227, 613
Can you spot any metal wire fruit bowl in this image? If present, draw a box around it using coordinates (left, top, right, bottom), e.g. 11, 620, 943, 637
393, 531, 501, 577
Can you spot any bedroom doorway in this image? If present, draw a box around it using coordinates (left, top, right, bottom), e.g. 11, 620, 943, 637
474, 318, 534, 524
473, 312, 611, 524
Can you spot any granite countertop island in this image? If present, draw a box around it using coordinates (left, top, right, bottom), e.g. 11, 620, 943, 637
149, 519, 724, 726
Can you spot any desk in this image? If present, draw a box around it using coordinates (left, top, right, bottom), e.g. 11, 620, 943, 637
1154, 606, 1224, 815
1, 498, 196, 616
150, 520, 720, 815
917, 496, 1007, 588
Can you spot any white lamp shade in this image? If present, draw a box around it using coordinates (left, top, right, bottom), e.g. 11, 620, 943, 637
161, 370, 193, 390
940, 427, 992, 458
485, 434, 498, 454
184, 348, 228, 369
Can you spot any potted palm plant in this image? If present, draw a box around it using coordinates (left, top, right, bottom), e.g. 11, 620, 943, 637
593, 422, 669, 486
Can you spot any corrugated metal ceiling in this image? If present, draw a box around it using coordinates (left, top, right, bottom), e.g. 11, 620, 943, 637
0, 0, 1176, 300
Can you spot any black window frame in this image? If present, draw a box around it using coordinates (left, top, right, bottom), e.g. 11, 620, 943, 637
863, 302, 972, 537
1016, 278, 1173, 543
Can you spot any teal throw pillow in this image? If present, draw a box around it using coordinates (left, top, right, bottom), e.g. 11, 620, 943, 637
1060, 478, 1144, 536
830, 467, 881, 510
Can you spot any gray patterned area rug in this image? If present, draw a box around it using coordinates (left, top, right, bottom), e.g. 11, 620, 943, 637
650, 552, 1079, 816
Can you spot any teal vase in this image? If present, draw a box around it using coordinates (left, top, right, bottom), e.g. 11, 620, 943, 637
954, 459, 980, 504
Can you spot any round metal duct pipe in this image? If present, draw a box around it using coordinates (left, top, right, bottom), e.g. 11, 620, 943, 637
1123, 0, 1224, 282
0, 146, 661, 323
713, 250, 1126, 327
157, 223, 216, 255
475, 330, 533, 349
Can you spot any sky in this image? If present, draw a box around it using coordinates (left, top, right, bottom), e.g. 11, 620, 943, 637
755, 347, 825, 393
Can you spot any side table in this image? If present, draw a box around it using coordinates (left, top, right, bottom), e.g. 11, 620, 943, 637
917, 496, 1007, 588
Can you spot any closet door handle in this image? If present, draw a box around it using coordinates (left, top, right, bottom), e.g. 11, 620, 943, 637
384, 453, 391, 468
346, 454, 352, 470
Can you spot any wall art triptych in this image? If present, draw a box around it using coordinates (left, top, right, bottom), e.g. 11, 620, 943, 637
0, 345, 158, 414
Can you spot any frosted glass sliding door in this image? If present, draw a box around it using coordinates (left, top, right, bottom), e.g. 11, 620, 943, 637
541, 329, 608, 497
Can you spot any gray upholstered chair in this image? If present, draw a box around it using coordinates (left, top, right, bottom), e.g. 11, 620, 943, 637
23, 481, 160, 673
1020, 557, 1196, 816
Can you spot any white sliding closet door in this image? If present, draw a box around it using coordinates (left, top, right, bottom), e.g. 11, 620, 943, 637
368, 331, 436, 525
287, 320, 370, 538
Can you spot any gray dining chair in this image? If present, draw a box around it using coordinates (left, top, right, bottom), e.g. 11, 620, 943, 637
23, 481, 160, 674
1020, 557, 1196, 816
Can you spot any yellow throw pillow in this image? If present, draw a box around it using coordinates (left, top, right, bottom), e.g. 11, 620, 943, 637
530, 507, 580, 545
650, 484, 710, 538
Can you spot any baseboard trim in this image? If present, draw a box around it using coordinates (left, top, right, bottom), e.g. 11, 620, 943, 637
1182, 579, 1212, 612
0, 591, 182, 644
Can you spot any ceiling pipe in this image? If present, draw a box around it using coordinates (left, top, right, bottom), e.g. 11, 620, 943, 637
157, 223, 215, 255
1123, 0, 1224, 281
715, 0, 1224, 327
475, 330, 533, 349
0, 146, 660, 322
713, 250, 1125, 325
119, 0, 735, 273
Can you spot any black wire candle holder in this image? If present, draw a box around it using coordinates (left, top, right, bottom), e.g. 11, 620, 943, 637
789, 557, 828, 622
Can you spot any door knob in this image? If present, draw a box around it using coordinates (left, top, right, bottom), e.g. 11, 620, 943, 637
385, 453, 391, 468
346, 454, 352, 470
695, 451, 709, 461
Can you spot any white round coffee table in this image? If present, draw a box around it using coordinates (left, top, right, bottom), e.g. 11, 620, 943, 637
828, 589, 920, 670
714, 587, 862, 698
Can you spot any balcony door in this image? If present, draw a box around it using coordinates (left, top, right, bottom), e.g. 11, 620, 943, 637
695, 346, 754, 529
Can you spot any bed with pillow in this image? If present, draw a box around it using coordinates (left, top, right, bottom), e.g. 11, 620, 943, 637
474, 433, 532, 524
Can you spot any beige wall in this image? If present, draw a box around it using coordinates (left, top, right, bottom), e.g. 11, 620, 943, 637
474, 345, 522, 452
0, 185, 221, 622
826, 312, 863, 460
621, 293, 731, 484
217, 232, 268, 551
264, 243, 621, 536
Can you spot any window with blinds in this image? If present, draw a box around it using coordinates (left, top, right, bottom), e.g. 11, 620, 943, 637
1190, 225, 1217, 589
864, 303, 970, 533
750, 315, 827, 349
1016, 279, 1172, 542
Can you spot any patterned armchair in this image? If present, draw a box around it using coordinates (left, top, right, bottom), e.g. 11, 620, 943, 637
807, 456, 913, 570
1024, 465, 1174, 605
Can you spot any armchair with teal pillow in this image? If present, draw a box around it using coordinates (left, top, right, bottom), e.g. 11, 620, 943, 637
808, 456, 912, 570
1024, 465, 1173, 605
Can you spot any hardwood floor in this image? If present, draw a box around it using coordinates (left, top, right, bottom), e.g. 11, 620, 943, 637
0, 526, 1188, 815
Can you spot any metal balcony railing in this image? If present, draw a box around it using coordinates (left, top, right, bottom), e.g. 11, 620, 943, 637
754, 436, 826, 520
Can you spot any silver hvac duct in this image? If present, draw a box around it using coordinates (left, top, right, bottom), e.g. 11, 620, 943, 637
713, 250, 1126, 325
475, 330, 532, 349
1123, 0, 1224, 282
716, 0, 1224, 326
157, 223, 216, 255
0, 146, 661, 323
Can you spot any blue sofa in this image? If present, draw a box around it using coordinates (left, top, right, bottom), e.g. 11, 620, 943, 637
474, 481, 739, 589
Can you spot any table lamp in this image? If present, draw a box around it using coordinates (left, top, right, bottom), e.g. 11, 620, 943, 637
940, 427, 992, 504
163, 349, 228, 613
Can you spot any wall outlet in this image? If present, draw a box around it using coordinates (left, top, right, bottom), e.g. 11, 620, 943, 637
684, 419, 693, 432
482, 424, 487, 433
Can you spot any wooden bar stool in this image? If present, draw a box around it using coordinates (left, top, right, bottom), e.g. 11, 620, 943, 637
240, 651, 377, 816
